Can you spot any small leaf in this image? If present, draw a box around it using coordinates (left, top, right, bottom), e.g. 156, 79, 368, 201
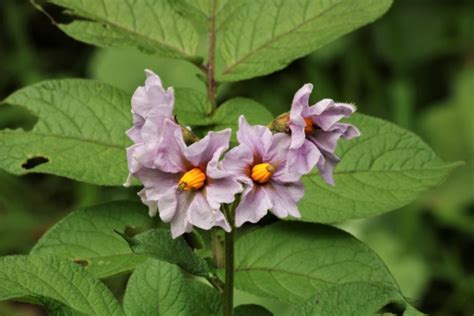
45, 0, 201, 61
290, 282, 423, 316
174, 89, 273, 139
0, 79, 131, 185
235, 304, 273, 316
234, 222, 400, 303
125, 228, 210, 277
216, 0, 393, 81
299, 113, 461, 223
0, 255, 124, 315
31, 201, 153, 278
123, 259, 222, 316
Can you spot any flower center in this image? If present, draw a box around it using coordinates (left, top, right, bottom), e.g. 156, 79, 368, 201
304, 117, 314, 133
178, 168, 206, 191
251, 163, 275, 184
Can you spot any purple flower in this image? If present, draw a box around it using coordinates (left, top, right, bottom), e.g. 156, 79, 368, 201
133, 120, 242, 238
223, 116, 304, 227
288, 84, 360, 185
125, 69, 175, 186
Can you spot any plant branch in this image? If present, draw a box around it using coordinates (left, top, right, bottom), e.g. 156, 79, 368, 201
223, 203, 236, 316
206, 0, 217, 116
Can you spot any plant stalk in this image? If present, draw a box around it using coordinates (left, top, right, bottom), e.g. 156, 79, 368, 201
207, 0, 217, 115
223, 204, 235, 316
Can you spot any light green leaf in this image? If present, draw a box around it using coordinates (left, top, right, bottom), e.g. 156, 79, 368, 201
234, 222, 399, 304
43, 0, 200, 61
290, 282, 423, 316
125, 228, 210, 277
174, 90, 273, 139
0, 79, 130, 186
31, 201, 153, 278
0, 255, 124, 315
299, 113, 460, 223
216, 0, 393, 81
123, 259, 221, 316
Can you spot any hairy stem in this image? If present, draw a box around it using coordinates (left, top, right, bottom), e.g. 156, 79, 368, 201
207, 0, 217, 115
223, 203, 236, 316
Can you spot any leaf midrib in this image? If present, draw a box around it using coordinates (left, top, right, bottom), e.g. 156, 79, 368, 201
222, 1, 342, 75
0, 130, 126, 149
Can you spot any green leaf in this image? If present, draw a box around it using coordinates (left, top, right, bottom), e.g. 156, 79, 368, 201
234, 222, 400, 304
31, 201, 153, 278
235, 304, 273, 316
299, 113, 460, 223
0, 79, 130, 186
123, 259, 222, 316
0, 255, 124, 315
43, 0, 200, 61
174, 90, 273, 139
290, 282, 423, 316
125, 228, 210, 277
216, 0, 393, 81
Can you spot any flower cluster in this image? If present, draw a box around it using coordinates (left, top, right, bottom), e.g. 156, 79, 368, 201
126, 71, 360, 238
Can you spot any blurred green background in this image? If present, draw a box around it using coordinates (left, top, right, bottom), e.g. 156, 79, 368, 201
0, 0, 473, 315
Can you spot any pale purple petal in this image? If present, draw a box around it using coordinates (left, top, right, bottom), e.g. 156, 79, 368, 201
205, 176, 243, 209
170, 192, 194, 238
235, 185, 272, 227
154, 119, 189, 173
289, 84, 313, 149
138, 189, 158, 217
265, 181, 304, 218
131, 69, 174, 120
316, 152, 340, 186
134, 168, 180, 200
187, 192, 230, 232
237, 116, 272, 159
285, 140, 321, 178
157, 190, 178, 222
186, 129, 231, 168
221, 144, 254, 180
310, 101, 355, 130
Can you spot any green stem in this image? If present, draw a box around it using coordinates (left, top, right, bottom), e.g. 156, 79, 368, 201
207, 0, 217, 116
223, 204, 235, 316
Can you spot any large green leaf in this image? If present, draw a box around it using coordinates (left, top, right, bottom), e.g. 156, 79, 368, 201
125, 228, 210, 277
234, 222, 400, 304
216, 0, 393, 81
123, 259, 222, 316
31, 201, 153, 278
299, 113, 460, 223
42, 0, 200, 61
0, 79, 131, 186
0, 255, 124, 315
290, 282, 423, 316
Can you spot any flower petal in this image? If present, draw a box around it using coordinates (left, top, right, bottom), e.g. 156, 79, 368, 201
316, 152, 340, 186
186, 129, 231, 168
170, 191, 194, 238
221, 144, 254, 180
237, 116, 272, 160
265, 180, 304, 218
187, 192, 230, 232
235, 184, 272, 227
285, 140, 321, 178
311, 101, 355, 131
154, 119, 189, 173
289, 84, 313, 149
205, 176, 242, 209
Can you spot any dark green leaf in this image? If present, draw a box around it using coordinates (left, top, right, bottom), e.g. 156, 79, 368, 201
126, 228, 210, 277
31, 201, 152, 278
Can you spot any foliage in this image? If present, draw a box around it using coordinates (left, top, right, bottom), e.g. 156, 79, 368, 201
0, 0, 471, 315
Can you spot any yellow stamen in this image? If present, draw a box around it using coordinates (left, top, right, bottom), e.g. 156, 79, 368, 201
178, 168, 206, 191
304, 117, 314, 133
251, 163, 275, 184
